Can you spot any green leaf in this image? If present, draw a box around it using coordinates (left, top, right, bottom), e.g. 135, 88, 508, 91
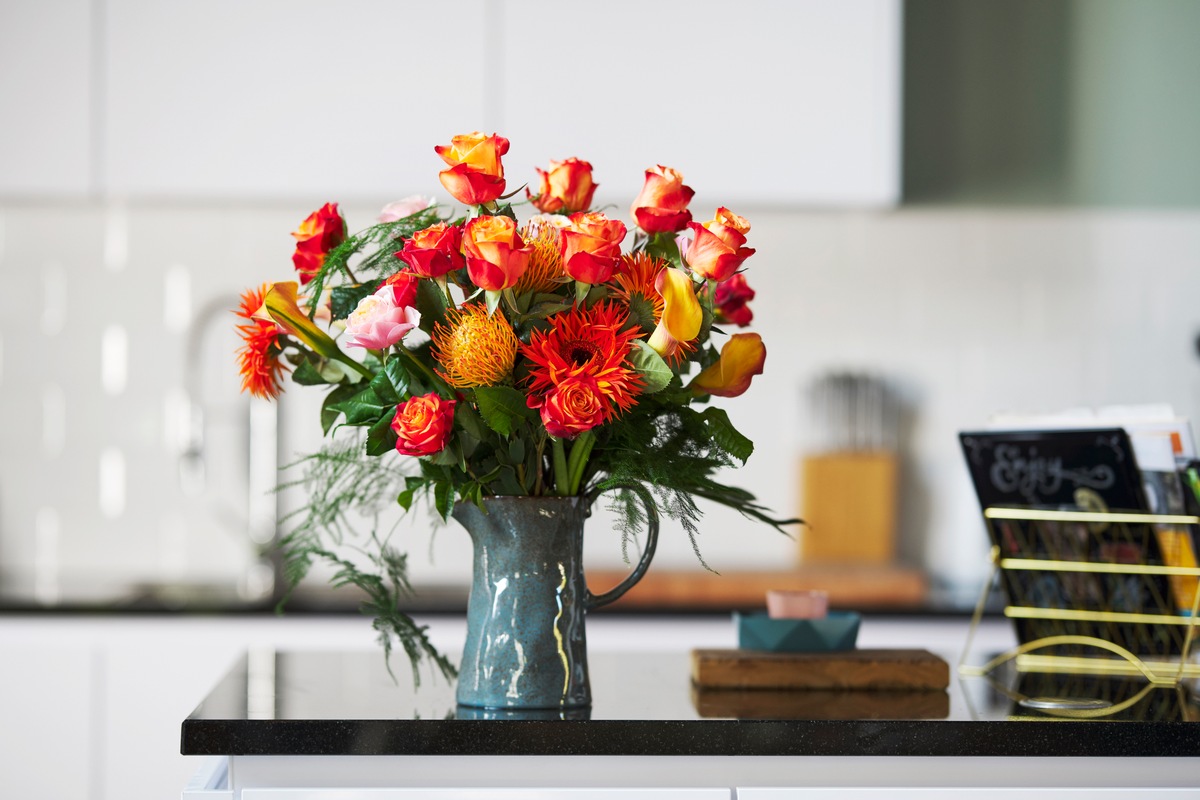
330, 283, 378, 321
319, 384, 359, 433
382, 356, 412, 398
433, 480, 454, 520
293, 359, 332, 386
329, 387, 392, 427
629, 340, 674, 394
455, 402, 489, 441
415, 278, 449, 334
645, 232, 682, 267
474, 385, 535, 436
508, 438, 525, 463
365, 414, 398, 456
370, 369, 401, 404
700, 406, 754, 465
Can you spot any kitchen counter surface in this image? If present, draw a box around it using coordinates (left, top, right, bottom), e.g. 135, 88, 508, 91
182, 648, 1200, 759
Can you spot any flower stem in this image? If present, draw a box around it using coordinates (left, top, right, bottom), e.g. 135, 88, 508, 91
397, 347, 453, 397
565, 430, 596, 495
552, 438, 570, 497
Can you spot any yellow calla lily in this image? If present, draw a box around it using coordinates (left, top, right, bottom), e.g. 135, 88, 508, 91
647, 267, 702, 358
258, 281, 371, 379
689, 333, 766, 398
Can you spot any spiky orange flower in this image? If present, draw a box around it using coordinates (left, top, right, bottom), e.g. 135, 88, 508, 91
608, 252, 696, 364
522, 302, 644, 421
430, 303, 519, 388
514, 221, 566, 295
235, 284, 288, 399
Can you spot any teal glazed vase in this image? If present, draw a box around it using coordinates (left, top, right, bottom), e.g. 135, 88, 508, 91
452, 489, 658, 711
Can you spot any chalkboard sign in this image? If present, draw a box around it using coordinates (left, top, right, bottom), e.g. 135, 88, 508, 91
959, 428, 1148, 512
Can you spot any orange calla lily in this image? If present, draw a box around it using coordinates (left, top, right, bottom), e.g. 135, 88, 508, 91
689, 333, 766, 398
258, 281, 371, 379
646, 267, 701, 358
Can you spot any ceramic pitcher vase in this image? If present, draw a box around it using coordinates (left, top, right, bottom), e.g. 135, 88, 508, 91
452, 488, 658, 711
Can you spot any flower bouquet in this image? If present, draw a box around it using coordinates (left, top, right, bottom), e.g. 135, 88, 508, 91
236, 132, 792, 690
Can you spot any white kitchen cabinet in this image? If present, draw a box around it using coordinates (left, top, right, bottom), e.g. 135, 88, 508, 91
102, 0, 489, 199
0, 0, 94, 196
499, 0, 901, 209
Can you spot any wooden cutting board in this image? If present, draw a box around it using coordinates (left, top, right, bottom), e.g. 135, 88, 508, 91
691, 648, 949, 691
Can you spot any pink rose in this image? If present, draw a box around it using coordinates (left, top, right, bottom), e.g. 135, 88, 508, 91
343, 285, 421, 349
378, 195, 434, 223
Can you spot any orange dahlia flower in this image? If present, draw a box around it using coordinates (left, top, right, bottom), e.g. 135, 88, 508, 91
235, 284, 288, 399
522, 302, 644, 423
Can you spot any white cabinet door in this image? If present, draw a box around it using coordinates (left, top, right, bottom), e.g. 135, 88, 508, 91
103, 0, 489, 199
499, 0, 901, 209
0, 0, 94, 196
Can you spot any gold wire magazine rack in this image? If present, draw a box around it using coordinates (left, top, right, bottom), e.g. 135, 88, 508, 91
959, 507, 1200, 688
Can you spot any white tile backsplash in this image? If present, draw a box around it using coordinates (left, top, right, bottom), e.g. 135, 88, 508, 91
1, 203, 1198, 601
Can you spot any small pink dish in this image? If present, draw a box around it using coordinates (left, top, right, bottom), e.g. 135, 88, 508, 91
766, 589, 829, 620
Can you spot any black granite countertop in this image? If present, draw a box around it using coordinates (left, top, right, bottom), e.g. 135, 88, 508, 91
182, 650, 1200, 758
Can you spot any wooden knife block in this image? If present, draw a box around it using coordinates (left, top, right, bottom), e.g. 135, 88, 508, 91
800, 451, 897, 564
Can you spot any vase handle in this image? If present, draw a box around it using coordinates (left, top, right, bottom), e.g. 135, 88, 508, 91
583, 482, 659, 611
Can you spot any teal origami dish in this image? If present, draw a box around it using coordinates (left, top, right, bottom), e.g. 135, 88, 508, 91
735, 610, 862, 653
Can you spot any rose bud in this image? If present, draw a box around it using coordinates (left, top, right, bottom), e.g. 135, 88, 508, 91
713, 273, 755, 327
396, 222, 465, 279
391, 393, 457, 457
291, 202, 345, 284
685, 207, 755, 283
630, 165, 694, 234
528, 158, 597, 214
343, 285, 421, 350
560, 211, 627, 285
435, 131, 510, 206
461, 215, 532, 292
689, 333, 766, 398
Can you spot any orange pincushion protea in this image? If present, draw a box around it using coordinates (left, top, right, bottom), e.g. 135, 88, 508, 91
514, 221, 566, 295
430, 303, 519, 388
522, 302, 644, 421
235, 284, 288, 399
608, 253, 696, 364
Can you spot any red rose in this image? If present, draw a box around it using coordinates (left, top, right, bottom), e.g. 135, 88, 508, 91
538, 375, 606, 439
391, 394, 456, 456
291, 203, 345, 284
529, 158, 597, 214
630, 165, 694, 234
714, 273, 755, 327
396, 222, 464, 279
560, 211, 627, 284
382, 269, 420, 309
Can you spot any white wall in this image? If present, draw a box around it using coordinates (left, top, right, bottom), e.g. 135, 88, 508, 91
2, 203, 1198, 599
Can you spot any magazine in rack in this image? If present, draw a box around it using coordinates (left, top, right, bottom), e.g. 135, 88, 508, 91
958, 427, 1185, 658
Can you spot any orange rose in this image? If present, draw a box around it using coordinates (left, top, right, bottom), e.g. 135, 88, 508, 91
528, 158, 597, 214
435, 131, 510, 206
560, 211, 627, 285
391, 393, 457, 456
630, 165, 694, 234
538, 375, 606, 439
396, 222, 464, 279
689, 333, 765, 398
461, 215, 532, 291
382, 268, 420, 308
291, 203, 345, 284
685, 207, 755, 282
